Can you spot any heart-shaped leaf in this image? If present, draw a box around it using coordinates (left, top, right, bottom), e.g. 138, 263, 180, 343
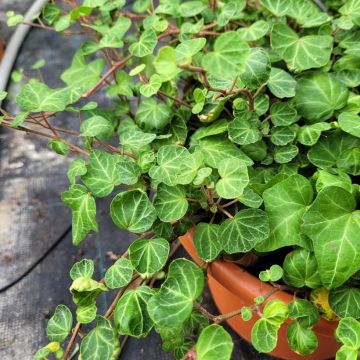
271, 24, 333, 72
129, 29, 157, 57
154, 184, 189, 222
114, 286, 155, 338
193, 223, 222, 262
303, 186, 360, 288
46, 305, 73, 343
294, 72, 348, 122
80, 317, 115, 360
129, 238, 170, 277
149, 145, 189, 186
147, 259, 204, 327
220, 209, 269, 253
329, 287, 360, 319
104, 258, 133, 289
202, 32, 250, 79
228, 112, 262, 146
195, 324, 233, 360
215, 158, 249, 199
338, 112, 360, 138
267, 67, 297, 98
257, 175, 313, 251
283, 249, 322, 288
110, 190, 157, 233
81, 150, 122, 198
70, 259, 94, 280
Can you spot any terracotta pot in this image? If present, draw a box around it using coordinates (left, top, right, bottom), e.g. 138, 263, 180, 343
179, 228, 339, 360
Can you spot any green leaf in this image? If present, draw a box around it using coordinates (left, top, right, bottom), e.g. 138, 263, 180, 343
129, 29, 157, 57
81, 150, 121, 198
257, 175, 313, 251
228, 112, 262, 146
237, 20, 269, 41
238, 186, 263, 208
179, 1, 207, 17
240, 48, 271, 90
202, 32, 250, 79
147, 259, 204, 327
80, 116, 113, 138
154, 184, 189, 222
193, 223, 222, 262
48, 139, 70, 156
283, 249, 322, 289
294, 72, 348, 122
61, 50, 105, 93
129, 64, 146, 76
129, 238, 170, 277
176, 38, 206, 64
297, 123, 331, 146
68, 159, 87, 185
46, 305, 73, 343
220, 209, 269, 254
215, 158, 249, 199
115, 155, 141, 185
270, 102, 297, 126
303, 187, 360, 288
286, 322, 318, 356
135, 98, 172, 131
274, 144, 299, 164
259, 265, 283, 282
288, 299, 319, 328
270, 125, 297, 146
260, 0, 290, 16
314, 168, 353, 194
154, 46, 181, 81
329, 287, 360, 319
0, 90, 8, 101
70, 259, 94, 280
308, 131, 360, 169
16, 79, 71, 112
271, 24, 333, 72
176, 152, 204, 185
338, 112, 360, 138
251, 319, 279, 353
267, 67, 297, 99
110, 190, 157, 233
195, 324, 233, 360
114, 286, 155, 337
286, 0, 331, 28
335, 317, 360, 349
217, 0, 246, 26
77, 302, 97, 324
104, 258, 133, 289
139, 74, 162, 97
61, 185, 98, 245
196, 136, 253, 169
149, 145, 189, 186
6, 12, 24, 26
107, 70, 133, 97
336, 346, 359, 360
337, 147, 360, 176
119, 128, 156, 149
42, 4, 61, 24
80, 317, 115, 360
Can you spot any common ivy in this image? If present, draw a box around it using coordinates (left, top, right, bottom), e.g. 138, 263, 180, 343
1, 0, 360, 359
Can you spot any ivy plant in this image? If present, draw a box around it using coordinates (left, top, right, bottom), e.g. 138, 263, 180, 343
2, 0, 360, 359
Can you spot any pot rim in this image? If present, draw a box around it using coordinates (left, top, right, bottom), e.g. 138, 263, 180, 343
179, 228, 338, 337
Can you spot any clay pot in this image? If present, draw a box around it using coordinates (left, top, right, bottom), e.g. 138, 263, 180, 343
179, 228, 339, 360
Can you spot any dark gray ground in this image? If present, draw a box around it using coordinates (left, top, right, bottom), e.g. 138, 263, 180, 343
0, 6, 275, 360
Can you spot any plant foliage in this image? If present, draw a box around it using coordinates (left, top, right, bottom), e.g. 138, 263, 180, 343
2, 0, 360, 359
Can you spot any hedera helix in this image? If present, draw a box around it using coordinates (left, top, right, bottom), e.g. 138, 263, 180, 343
1, 0, 360, 359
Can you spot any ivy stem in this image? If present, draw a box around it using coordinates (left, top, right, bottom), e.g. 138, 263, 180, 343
62, 322, 81, 360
